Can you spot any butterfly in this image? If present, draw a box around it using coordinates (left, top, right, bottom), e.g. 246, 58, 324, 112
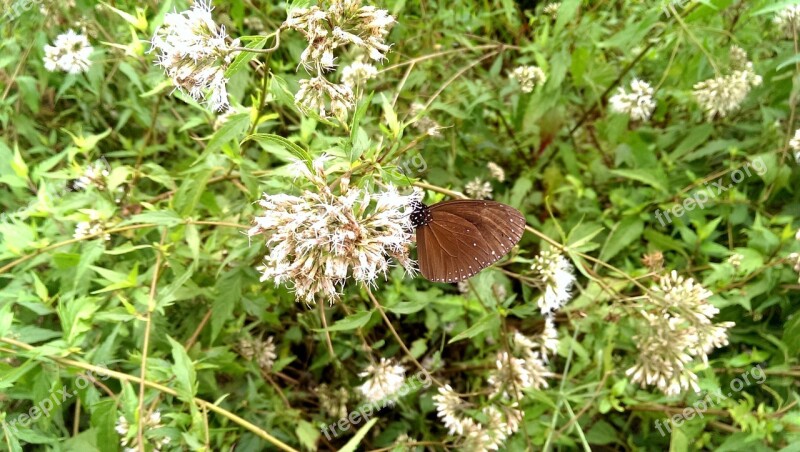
410, 199, 525, 282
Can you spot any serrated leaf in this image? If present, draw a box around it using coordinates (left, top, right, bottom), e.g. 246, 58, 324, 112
167, 336, 197, 400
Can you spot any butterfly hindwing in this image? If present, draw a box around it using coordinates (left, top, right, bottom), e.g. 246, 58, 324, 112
416, 200, 525, 282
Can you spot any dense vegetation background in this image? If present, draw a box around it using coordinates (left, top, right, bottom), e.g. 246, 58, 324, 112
1, 0, 800, 450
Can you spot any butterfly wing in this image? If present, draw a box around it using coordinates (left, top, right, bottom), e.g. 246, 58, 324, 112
416, 200, 525, 282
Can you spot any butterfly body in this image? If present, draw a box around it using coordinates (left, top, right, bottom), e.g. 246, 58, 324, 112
412, 200, 525, 282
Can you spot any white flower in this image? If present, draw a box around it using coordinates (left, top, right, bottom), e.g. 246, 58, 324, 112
530, 248, 576, 315
509, 65, 546, 93
609, 79, 656, 121
341, 60, 378, 87
115, 416, 129, 435
43, 30, 93, 74
73, 210, 110, 241
465, 178, 493, 200
433, 385, 468, 435
626, 271, 735, 396
357, 358, 406, 403
74, 161, 110, 191
486, 162, 505, 182
248, 159, 419, 304
790, 129, 800, 152
238, 336, 277, 371
693, 64, 762, 120
774, 5, 800, 34
543, 2, 561, 17
150, 0, 239, 111
408, 102, 443, 137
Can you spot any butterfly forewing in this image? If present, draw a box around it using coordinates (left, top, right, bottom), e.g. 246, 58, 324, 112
416, 200, 525, 282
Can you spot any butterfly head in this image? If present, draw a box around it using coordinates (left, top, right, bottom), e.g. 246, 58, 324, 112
409, 200, 432, 228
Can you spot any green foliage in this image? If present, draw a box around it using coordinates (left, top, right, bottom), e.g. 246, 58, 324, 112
2, 0, 800, 451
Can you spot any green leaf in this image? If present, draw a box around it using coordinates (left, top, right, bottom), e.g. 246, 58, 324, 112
599, 217, 644, 261
608, 168, 669, 194
205, 112, 250, 156
295, 420, 320, 451
315, 310, 373, 332
338, 418, 378, 452
119, 210, 183, 227
448, 313, 499, 344
167, 336, 197, 400
225, 36, 267, 78
245, 133, 314, 170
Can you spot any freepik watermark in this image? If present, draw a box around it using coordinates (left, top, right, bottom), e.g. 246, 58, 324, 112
654, 157, 767, 226
2, 365, 111, 434
654, 364, 766, 436
320, 368, 432, 440
2, 0, 43, 24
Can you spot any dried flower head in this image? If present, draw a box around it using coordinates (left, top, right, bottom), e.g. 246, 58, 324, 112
295, 75, 355, 119
693, 64, 762, 120
609, 79, 656, 121
357, 358, 406, 403
465, 178, 493, 200
509, 65, 546, 93
409, 103, 443, 137
626, 271, 734, 396
150, 0, 239, 111
531, 248, 576, 315
317, 383, 350, 419
43, 30, 93, 74
249, 158, 419, 304
433, 385, 522, 451
238, 336, 277, 372
641, 250, 664, 272
487, 162, 505, 182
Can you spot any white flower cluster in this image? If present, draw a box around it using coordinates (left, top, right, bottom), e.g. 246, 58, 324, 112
693, 48, 762, 121
609, 79, 656, 122
43, 30, 93, 74
626, 271, 735, 396
73, 210, 110, 241
73, 161, 110, 191
284, 0, 395, 119
509, 65, 546, 93
774, 5, 800, 35
248, 158, 418, 304
465, 177, 493, 200
150, 0, 239, 112
115, 411, 170, 451
357, 358, 406, 403
530, 248, 576, 315
342, 59, 379, 88
433, 323, 557, 451
433, 385, 523, 451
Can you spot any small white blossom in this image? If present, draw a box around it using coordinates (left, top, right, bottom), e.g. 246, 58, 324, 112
409, 102, 443, 137
465, 178, 493, 200
341, 60, 378, 87
487, 162, 505, 182
509, 65, 546, 93
543, 2, 561, 17
73, 161, 110, 191
693, 64, 762, 120
609, 79, 656, 122
150, 0, 239, 111
73, 210, 110, 241
295, 76, 355, 120
43, 30, 93, 74
531, 248, 576, 315
357, 358, 406, 403
238, 336, 277, 372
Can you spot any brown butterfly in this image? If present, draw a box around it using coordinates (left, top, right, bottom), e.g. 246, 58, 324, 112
411, 200, 525, 282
